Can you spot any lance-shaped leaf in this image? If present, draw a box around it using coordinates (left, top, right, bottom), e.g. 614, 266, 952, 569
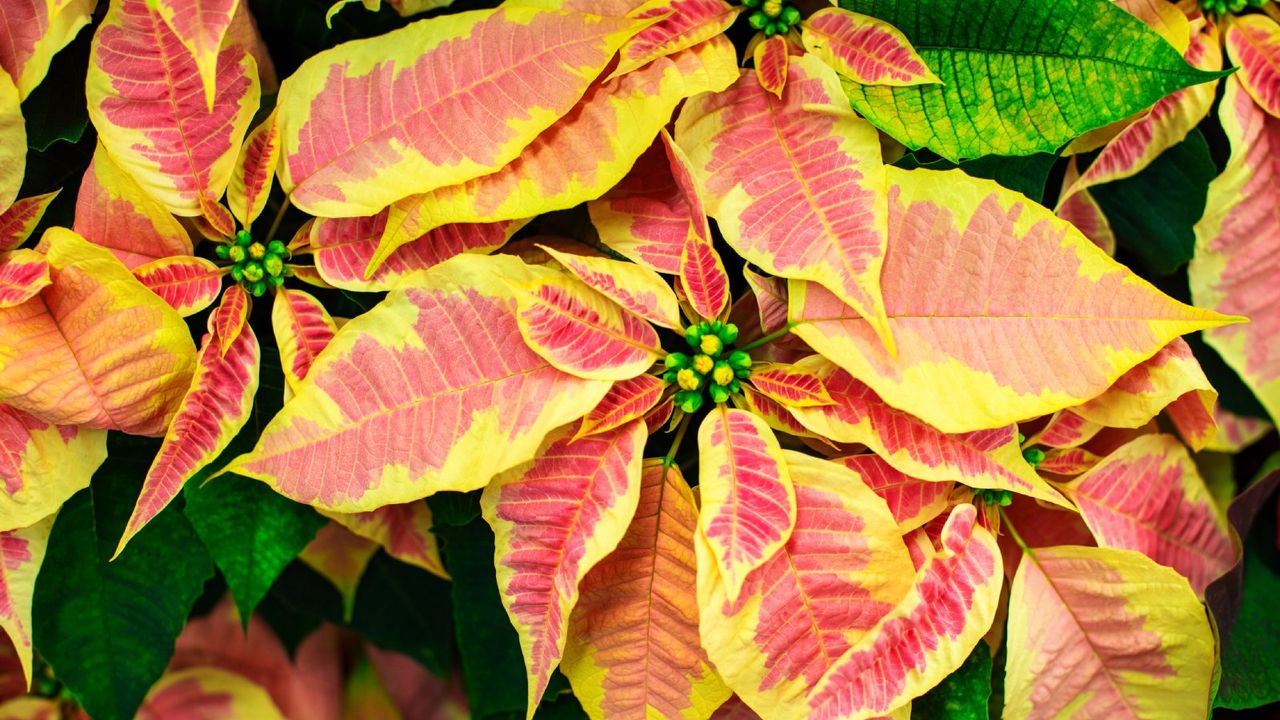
696, 452, 913, 718
563, 460, 730, 720
676, 55, 892, 349
697, 407, 796, 603
835, 454, 951, 532
787, 358, 1067, 508
0, 516, 53, 688
227, 254, 610, 512
510, 271, 663, 382
803, 504, 1000, 718
371, 36, 737, 269
801, 8, 939, 87
748, 364, 833, 408
541, 246, 681, 330
271, 288, 336, 401
0, 72, 23, 214
275, 6, 646, 217
323, 501, 446, 579
840, 0, 1222, 161
1004, 546, 1214, 719
1067, 337, 1215, 434
481, 421, 645, 716
138, 668, 285, 720
148, 0, 239, 110
610, 0, 739, 78
1227, 14, 1280, 118
116, 289, 260, 557
300, 521, 378, 620
792, 167, 1236, 434
0, 250, 49, 308
0, 193, 58, 253
753, 35, 789, 98
1190, 76, 1280, 422
0, 0, 93, 98
1062, 433, 1234, 596
741, 387, 821, 440
1038, 447, 1102, 476
87, 0, 259, 218
1028, 410, 1103, 449
576, 374, 664, 440
0, 229, 197, 435
1204, 407, 1272, 453
680, 232, 730, 321
0, 404, 106, 533
132, 256, 225, 317
310, 212, 515, 292
74, 145, 194, 269
1059, 15, 1221, 200
228, 109, 280, 229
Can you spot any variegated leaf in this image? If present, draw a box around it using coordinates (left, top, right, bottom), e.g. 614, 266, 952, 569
541, 246, 681, 330
74, 144, 194, 268
0, 404, 105, 533
482, 421, 646, 716
1067, 338, 1215, 436
271, 288, 336, 402
300, 521, 379, 620
0, 516, 54, 688
0, 250, 49, 309
834, 454, 952, 532
0, 193, 59, 253
1226, 13, 1280, 118
576, 374, 665, 440
0, 72, 23, 215
753, 34, 789, 98
748, 364, 832, 408
132, 255, 225, 316
801, 8, 939, 87
0, 0, 94, 98
227, 254, 610, 512
138, 667, 285, 720
148, 0, 240, 109
326, 502, 447, 579
228, 108, 280, 228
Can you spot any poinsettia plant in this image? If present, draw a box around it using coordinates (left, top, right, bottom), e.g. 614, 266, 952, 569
1, 0, 1279, 717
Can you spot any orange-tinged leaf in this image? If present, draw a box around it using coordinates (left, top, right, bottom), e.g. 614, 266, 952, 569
149, 0, 240, 110
1165, 390, 1218, 452
323, 501, 447, 579
1203, 406, 1272, 453
310, 212, 516, 292
271, 288, 335, 401
748, 364, 832, 408
1227, 14, 1280, 118
275, 6, 648, 217
834, 454, 951, 533
138, 667, 285, 720
1067, 337, 1215, 433
743, 267, 788, 336
0, 72, 23, 215
0, 228, 197, 435
0, 404, 105, 533
87, 0, 259, 217
576, 374, 664, 440
697, 407, 795, 603
132, 255, 225, 316
371, 37, 737, 269
74, 144, 194, 269
695, 452, 912, 719
0, 193, 59, 253
116, 291, 260, 556
1028, 410, 1103, 449
300, 521, 379, 620
0, 0, 94, 99
482, 420, 646, 716
1062, 433, 1233, 596
753, 34, 789, 98
805, 504, 1001, 718
791, 167, 1237, 434
211, 282, 249, 356
0, 250, 49, 308
1037, 447, 1102, 476
541, 246, 681, 330
1190, 76, 1280, 422
0, 697, 58, 720
563, 461, 730, 720
740, 386, 821, 440
615, 0, 738, 77
228, 108, 280, 228
1004, 546, 1214, 720
510, 271, 663, 382
0, 516, 53, 689
801, 8, 940, 87
1055, 157, 1116, 256
227, 254, 610, 512
676, 55, 893, 350
679, 232, 730, 321
645, 396, 674, 435
787, 357, 1069, 508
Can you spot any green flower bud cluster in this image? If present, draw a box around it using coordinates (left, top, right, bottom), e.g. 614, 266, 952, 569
744, 0, 801, 37
974, 488, 1013, 507
663, 321, 752, 413
1201, 0, 1268, 15
216, 230, 290, 297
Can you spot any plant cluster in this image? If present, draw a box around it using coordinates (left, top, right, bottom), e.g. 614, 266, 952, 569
0, 0, 1279, 718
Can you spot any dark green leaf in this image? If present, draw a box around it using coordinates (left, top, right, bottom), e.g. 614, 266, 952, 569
915, 640, 992, 719
842, 0, 1224, 160
32, 437, 214, 720
1215, 483, 1280, 709
1092, 129, 1216, 276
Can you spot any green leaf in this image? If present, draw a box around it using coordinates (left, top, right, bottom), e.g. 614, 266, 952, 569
184, 472, 326, 622
350, 551, 455, 676
1215, 488, 1280, 709
841, 0, 1223, 161
32, 436, 215, 720
893, 152, 1057, 203
1090, 129, 1215, 276
915, 640, 992, 719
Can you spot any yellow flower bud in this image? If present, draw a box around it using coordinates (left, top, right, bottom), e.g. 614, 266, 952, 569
693, 354, 714, 374
677, 368, 701, 391
712, 364, 734, 386
699, 334, 723, 356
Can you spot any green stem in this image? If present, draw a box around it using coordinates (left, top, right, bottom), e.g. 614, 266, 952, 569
264, 195, 293, 243
663, 413, 694, 468
737, 322, 796, 352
